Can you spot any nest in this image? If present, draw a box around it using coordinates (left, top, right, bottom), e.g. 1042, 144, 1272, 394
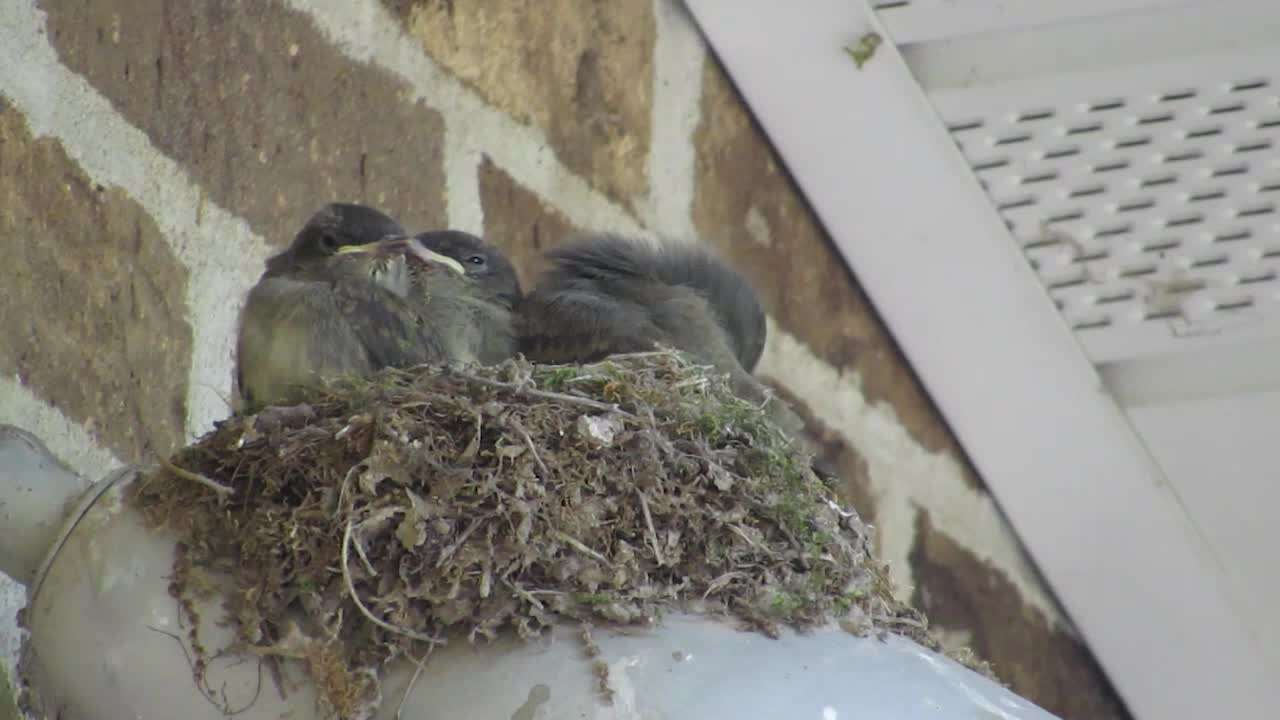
128, 350, 988, 718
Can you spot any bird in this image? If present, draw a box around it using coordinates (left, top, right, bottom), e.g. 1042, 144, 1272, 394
403, 229, 523, 367
235, 204, 514, 410
516, 234, 809, 440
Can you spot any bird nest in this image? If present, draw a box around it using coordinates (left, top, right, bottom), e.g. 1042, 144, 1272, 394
128, 350, 987, 718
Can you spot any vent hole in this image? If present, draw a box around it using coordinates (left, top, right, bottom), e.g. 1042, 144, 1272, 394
1067, 123, 1104, 135
1159, 89, 1197, 102
873, 0, 910, 8
973, 158, 1010, 171
1189, 189, 1226, 203
1257, 117, 1280, 129
1146, 308, 1182, 320
1095, 225, 1133, 238
1186, 126, 1223, 139
1214, 229, 1252, 243
1167, 214, 1204, 227
1017, 109, 1054, 122
1239, 271, 1275, 285
1121, 265, 1158, 277
1231, 79, 1269, 92
1024, 236, 1062, 250
995, 132, 1033, 146
1190, 255, 1229, 268
1047, 210, 1085, 224
1070, 185, 1106, 198
1073, 317, 1112, 330
1259, 182, 1280, 193
1141, 174, 1177, 188
1137, 113, 1175, 125
1235, 139, 1272, 154
1021, 171, 1059, 184
1117, 199, 1156, 213
1209, 102, 1247, 115
1238, 204, 1275, 217
1165, 150, 1203, 163
998, 197, 1036, 211
1217, 298, 1255, 311
948, 119, 983, 132
1048, 275, 1087, 290
1093, 160, 1130, 173
1097, 291, 1135, 305
1115, 136, 1152, 149
1212, 164, 1248, 177
1089, 99, 1126, 112
1143, 239, 1180, 252
1044, 146, 1082, 159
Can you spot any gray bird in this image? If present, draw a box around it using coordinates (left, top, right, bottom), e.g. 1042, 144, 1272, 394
516, 234, 808, 437
403, 229, 523, 367
235, 204, 484, 410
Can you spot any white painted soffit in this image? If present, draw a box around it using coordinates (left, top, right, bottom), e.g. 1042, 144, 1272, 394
684, 2, 1279, 720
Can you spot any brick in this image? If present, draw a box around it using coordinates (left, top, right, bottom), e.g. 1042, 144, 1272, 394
0, 105, 191, 462
384, 0, 653, 214
478, 155, 579, 289
42, 0, 448, 246
911, 510, 1132, 720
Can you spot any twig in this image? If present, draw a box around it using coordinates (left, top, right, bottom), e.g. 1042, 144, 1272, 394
395, 646, 435, 719
553, 530, 613, 566
509, 418, 550, 478
349, 527, 378, 577
454, 370, 634, 416
159, 456, 234, 496
341, 521, 444, 645
435, 515, 487, 568
636, 489, 664, 566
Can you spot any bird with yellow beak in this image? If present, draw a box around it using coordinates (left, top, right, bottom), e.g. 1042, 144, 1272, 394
235, 204, 515, 410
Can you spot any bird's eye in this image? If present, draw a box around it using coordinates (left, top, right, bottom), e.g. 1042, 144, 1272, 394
467, 255, 486, 266
319, 233, 340, 253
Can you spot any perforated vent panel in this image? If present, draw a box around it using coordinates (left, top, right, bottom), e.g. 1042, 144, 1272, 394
928, 50, 1280, 361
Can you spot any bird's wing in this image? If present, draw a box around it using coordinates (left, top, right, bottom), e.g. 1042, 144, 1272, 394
517, 283, 666, 364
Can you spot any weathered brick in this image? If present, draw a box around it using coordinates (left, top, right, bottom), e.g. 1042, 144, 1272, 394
693, 58, 968, 464
42, 0, 447, 246
385, 0, 653, 214
478, 155, 579, 289
0, 105, 191, 462
911, 510, 1132, 720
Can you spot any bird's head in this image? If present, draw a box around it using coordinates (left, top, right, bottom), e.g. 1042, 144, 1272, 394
265, 203, 407, 276
408, 230, 523, 308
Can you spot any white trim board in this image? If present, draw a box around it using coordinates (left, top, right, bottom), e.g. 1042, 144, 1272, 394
684, 2, 1277, 719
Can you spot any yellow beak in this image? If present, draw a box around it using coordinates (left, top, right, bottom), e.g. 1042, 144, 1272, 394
335, 239, 466, 276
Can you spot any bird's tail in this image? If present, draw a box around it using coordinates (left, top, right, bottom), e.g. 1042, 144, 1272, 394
543, 234, 768, 372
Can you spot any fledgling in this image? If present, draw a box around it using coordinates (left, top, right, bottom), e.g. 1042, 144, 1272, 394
517, 234, 809, 440
406, 229, 523, 367
235, 204, 482, 410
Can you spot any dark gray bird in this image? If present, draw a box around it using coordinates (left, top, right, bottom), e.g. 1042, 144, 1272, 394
405, 229, 522, 367
516, 234, 809, 439
235, 204, 504, 410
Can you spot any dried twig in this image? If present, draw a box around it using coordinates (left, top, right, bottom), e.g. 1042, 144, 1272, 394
509, 417, 550, 478
341, 521, 444, 646
636, 490, 664, 566
454, 369, 633, 416
159, 456, 234, 496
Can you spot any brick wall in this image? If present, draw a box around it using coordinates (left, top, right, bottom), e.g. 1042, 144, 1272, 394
0, 1, 1126, 718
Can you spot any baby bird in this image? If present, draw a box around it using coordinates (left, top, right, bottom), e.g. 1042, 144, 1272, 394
517, 234, 808, 439
235, 204, 485, 409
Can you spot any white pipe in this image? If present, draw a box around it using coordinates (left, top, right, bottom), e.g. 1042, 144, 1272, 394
0, 425, 92, 587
